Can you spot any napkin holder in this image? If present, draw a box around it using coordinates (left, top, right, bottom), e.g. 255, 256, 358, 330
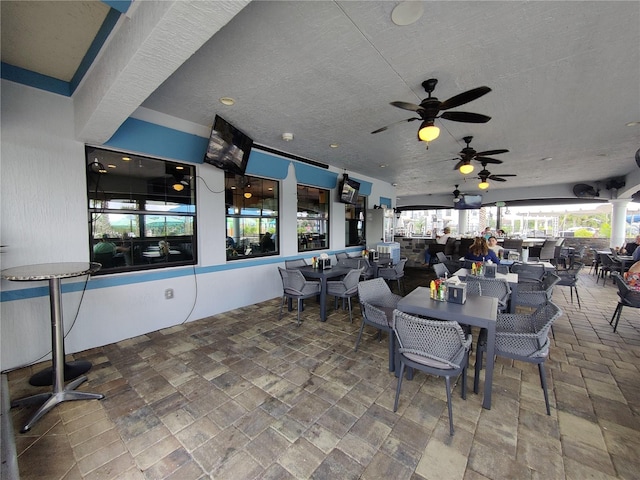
447, 282, 467, 304
484, 263, 497, 278
368, 251, 379, 262
318, 257, 331, 270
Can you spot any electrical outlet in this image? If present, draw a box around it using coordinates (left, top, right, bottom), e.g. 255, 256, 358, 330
164, 288, 174, 299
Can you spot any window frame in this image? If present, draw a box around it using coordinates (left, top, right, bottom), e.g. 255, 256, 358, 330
297, 184, 330, 252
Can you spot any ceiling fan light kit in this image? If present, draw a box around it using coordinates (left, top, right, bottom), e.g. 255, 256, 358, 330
418, 121, 439, 142
459, 162, 474, 175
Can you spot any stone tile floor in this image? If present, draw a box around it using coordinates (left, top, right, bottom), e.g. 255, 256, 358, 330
6, 267, 640, 479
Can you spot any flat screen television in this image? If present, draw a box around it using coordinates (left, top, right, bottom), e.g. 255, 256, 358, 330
203, 115, 253, 175
339, 176, 360, 204
454, 194, 482, 210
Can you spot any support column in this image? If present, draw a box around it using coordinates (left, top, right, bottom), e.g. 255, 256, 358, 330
610, 199, 629, 249
458, 210, 469, 236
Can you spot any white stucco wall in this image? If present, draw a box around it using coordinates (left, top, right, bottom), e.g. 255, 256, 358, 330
0, 80, 395, 371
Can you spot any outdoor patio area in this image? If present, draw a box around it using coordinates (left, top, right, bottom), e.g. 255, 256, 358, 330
5, 266, 640, 479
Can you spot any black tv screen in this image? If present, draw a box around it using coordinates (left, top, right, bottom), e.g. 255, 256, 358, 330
339, 177, 360, 204
203, 115, 253, 175
454, 194, 482, 210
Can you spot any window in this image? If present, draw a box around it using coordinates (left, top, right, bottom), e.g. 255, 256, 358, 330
345, 195, 366, 246
86, 146, 196, 273
225, 172, 279, 259
297, 185, 329, 251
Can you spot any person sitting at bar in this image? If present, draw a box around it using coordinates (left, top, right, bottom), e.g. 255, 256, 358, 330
465, 237, 500, 263
621, 235, 640, 255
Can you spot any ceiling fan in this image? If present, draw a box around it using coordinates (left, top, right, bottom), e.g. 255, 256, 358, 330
476, 161, 516, 190
453, 136, 508, 175
371, 78, 491, 142
452, 184, 461, 202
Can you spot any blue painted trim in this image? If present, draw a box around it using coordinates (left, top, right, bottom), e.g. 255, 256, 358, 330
380, 197, 392, 208
1, 63, 71, 96
245, 150, 290, 179
294, 163, 339, 189
0, 249, 365, 302
71, 9, 121, 93
349, 177, 372, 196
104, 118, 209, 164
102, 0, 131, 14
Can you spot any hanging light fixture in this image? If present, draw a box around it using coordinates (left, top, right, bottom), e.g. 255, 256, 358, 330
243, 192, 252, 199
417, 120, 440, 142
88, 158, 107, 174
459, 161, 474, 175
478, 177, 490, 190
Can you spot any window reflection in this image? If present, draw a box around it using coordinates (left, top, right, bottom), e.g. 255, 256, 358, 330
86, 146, 196, 273
225, 173, 279, 259
297, 185, 329, 251
345, 195, 366, 246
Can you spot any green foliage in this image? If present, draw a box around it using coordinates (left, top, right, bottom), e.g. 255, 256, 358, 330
573, 228, 595, 238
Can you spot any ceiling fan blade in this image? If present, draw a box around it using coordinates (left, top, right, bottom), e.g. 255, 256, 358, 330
476, 149, 508, 156
489, 176, 507, 182
390, 101, 423, 112
371, 117, 420, 134
440, 111, 491, 123
475, 156, 503, 164
439, 86, 491, 110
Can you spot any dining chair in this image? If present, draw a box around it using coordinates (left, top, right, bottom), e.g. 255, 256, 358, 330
378, 257, 407, 295
610, 272, 640, 332
277, 267, 321, 326
510, 262, 545, 283
433, 262, 450, 278
516, 272, 560, 308
393, 310, 472, 436
597, 254, 623, 285
588, 247, 601, 275
326, 268, 362, 323
474, 302, 562, 415
335, 251, 349, 261
464, 277, 511, 313
355, 278, 402, 372
555, 262, 583, 308
285, 258, 307, 269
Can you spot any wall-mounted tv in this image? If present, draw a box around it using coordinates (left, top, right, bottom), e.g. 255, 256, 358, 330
203, 115, 253, 175
454, 194, 483, 210
339, 176, 360, 204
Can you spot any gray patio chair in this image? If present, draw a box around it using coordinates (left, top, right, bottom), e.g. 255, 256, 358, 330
326, 268, 362, 323
335, 251, 349, 261
510, 262, 545, 283
610, 272, 640, 332
277, 267, 321, 326
474, 302, 562, 415
433, 262, 450, 278
516, 272, 560, 308
285, 259, 307, 269
464, 277, 511, 313
356, 278, 402, 372
393, 310, 472, 436
555, 262, 583, 308
378, 258, 407, 294
597, 254, 623, 286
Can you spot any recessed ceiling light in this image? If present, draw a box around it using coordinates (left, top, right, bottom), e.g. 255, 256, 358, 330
391, 1, 424, 26
282, 132, 294, 141
625, 121, 640, 127
219, 97, 235, 106
108, 164, 116, 169
176, 166, 184, 170
122, 156, 131, 161
330, 143, 339, 148
380, 164, 387, 168
541, 157, 553, 162
231, 186, 237, 190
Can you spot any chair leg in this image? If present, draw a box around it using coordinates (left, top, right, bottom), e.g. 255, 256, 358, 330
538, 363, 551, 415
573, 286, 581, 309
610, 303, 621, 325
279, 295, 286, 320
613, 304, 624, 332
347, 297, 353, 323
461, 363, 468, 401
445, 376, 454, 435
393, 362, 406, 412
296, 299, 302, 326
387, 333, 395, 372
354, 320, 366, 351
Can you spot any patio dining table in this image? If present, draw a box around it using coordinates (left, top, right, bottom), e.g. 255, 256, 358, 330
397, 288, 498, 409
294, 264, 352, 322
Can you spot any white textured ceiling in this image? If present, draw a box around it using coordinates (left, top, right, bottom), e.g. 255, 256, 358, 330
2, 1, 640, 207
